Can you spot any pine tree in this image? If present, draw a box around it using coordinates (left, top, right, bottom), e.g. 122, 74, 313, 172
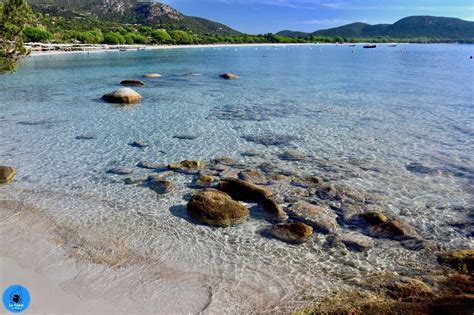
0, 0, 33, 74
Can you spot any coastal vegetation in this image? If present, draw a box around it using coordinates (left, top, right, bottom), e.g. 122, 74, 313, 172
0, 0, 32, 73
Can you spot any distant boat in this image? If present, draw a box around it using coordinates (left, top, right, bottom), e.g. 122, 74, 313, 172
389, 44, 397, 47
119, 48, 127, 52
349, 44, 356, 47
363, 44, 377, 49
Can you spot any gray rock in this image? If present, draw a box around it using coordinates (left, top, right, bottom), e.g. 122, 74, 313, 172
136, 161, 163, 169
339, 232, 375, 252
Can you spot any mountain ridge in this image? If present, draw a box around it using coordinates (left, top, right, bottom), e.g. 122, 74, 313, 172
277, 16, 474, 40
27, 0, 241, 35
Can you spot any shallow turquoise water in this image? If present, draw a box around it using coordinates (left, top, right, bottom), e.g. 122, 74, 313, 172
0, 44, 473, 313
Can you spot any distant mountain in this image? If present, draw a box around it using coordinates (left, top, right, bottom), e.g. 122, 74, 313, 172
277, 16, 474, 40
28, 0, 241, 35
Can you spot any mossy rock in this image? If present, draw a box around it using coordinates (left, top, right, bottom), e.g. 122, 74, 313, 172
0, 166, 16, 184
271, 222, 313, 244
438, 249, 474, 273
187, 189, 249, 227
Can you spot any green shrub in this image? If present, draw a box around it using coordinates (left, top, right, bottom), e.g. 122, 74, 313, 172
23, 26, 52, 43
151, 29, 172, 44
168, 30, 193, 44
103, 33, 125, 45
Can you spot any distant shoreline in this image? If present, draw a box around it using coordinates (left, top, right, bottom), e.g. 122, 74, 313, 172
26, 42, 451, 57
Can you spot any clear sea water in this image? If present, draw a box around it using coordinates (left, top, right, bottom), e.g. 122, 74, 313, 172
1, 44, 473, 313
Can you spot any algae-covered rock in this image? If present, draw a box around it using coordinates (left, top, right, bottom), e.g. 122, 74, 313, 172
271, 222, 313, 244
0, 166, 16, 184
102, 88, 141, 104
187, 189, 249, 227
438, 249, 474, 273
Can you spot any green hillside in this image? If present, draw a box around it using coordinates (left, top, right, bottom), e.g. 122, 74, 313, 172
277, 16, 474, 41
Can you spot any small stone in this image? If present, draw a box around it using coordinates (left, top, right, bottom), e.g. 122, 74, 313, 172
220, 73, 238, 80
0, 166, 16, 184
124, 176, 148, 185
143, 73, 161, 78
120, 79, 145, 87
75, 134, 96, 140
271, 222, 313, 244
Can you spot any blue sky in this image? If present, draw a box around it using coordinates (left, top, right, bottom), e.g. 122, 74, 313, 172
161, 0, 474, 34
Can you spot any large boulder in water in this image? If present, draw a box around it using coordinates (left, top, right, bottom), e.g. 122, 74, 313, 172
271, 222, 313, 244
187, 189, 249, 227
0, 166, 16, 184
102, 88, 141, 104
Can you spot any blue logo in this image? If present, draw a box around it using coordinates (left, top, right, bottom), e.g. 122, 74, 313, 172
2, 285, 30, 313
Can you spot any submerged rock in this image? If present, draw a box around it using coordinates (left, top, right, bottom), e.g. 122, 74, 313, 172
120, 79, 145, 87
357, 211, 418, 240
129, 141, 149, 148
149, 178, 173, 194
406, 162, 438, 175
196, 175, 214, 188
143, 73, 161, 78
136, 161, 162, 169
338, 232, 375, 252
261, 197, 288, 221
0, 166, 16, 184
287, 201, 339, 234
173, 134, 199, 140
278, 149, 308, 161
168, 160, 204, 173
102, 88, 141, 104
271, 222, 313, 244
438, 249, 474, 273
238, 169, 266, 183
242, 134, 298, 147
75, 134, 96, 140
187, 189, 249, 227
107, 167, 134, 175
218, 178, 273, 202
220, 73, 238, 80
